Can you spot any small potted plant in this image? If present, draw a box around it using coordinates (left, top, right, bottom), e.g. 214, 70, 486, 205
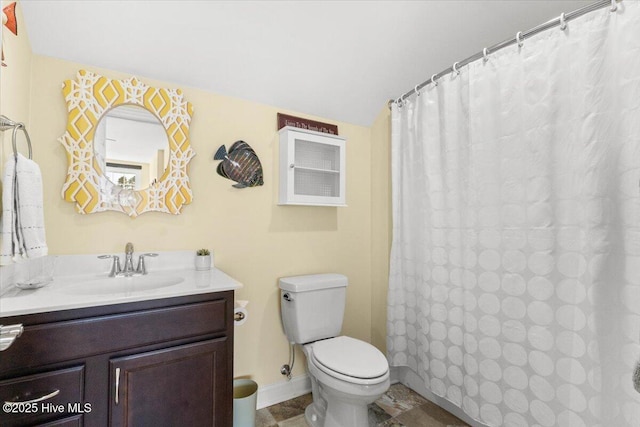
195, 248, 212, 271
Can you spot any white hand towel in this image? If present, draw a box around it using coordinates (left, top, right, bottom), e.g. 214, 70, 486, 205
0, 153, 48, 265
0, 157, 17, 265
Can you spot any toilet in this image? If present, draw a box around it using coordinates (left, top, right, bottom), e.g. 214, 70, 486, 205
279, 274, 390, 427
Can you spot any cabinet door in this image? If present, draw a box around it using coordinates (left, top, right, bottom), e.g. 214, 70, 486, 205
109, 338, 230, 427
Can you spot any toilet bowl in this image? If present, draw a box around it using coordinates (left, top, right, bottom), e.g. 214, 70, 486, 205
302, 336, 390, 427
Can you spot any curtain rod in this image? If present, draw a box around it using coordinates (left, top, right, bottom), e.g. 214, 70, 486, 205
389, 0, 619, 108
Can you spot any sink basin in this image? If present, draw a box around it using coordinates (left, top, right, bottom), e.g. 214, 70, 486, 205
56, 274, 184, 296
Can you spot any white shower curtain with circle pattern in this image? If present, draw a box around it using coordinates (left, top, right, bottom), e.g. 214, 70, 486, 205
388, 3, 640, 427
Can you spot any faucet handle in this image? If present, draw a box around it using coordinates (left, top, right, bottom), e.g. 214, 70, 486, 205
98, 255, 121, 277
136, 253, 158, 275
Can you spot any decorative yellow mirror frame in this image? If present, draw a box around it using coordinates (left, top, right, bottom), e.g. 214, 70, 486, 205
59, 69, 195, 217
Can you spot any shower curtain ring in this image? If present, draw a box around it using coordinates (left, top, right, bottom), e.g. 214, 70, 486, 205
453, 62, 460, 75
414, 84, 421, 96
396, 96, 404, 108
611, 0, 617, 11
516, 31, 524, 48
483, 48, 489, 62
431, 74, 438, 86
559, 12, 567, 30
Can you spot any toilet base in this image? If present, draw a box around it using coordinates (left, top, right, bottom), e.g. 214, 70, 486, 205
324, 392, 370, 427
305, 373, 383, 427
305, 402, 323, 427
304, 396, 369, 427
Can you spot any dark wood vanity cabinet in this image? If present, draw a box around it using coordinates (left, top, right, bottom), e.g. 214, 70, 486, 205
0, 291, 234, 427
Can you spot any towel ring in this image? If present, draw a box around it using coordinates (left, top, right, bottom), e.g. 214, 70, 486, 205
13, 125, 33, 160
0, 115, 33, 159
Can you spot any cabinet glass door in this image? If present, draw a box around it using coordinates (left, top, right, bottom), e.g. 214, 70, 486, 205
293, 139, 341, 198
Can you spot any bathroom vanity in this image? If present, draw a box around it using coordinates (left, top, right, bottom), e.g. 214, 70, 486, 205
0, 258, 241, 427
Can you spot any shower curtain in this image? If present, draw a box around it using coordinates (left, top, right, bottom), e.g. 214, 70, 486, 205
388, 3, 640, 427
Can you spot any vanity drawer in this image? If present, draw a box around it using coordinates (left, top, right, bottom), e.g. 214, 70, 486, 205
0, 365, 84, 427
1, 299, 228, 372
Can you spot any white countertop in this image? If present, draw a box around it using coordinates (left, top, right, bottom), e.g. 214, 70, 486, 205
0, 252, 243, 318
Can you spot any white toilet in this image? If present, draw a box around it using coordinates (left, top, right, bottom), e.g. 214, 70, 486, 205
279, 274, 390, 427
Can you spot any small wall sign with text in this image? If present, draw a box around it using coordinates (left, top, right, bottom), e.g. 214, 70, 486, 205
277, 113, 338, 135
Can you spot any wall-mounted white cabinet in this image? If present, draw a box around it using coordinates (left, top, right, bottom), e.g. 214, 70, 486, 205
278, 126, 346, 206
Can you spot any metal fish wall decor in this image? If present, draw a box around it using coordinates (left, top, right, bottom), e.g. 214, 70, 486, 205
213, 141, 264, 189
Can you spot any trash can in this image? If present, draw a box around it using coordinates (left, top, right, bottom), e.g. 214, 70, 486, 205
233, 378, 258, 427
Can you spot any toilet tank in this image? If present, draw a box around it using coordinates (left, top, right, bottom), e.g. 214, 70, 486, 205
279, 274, 347, 344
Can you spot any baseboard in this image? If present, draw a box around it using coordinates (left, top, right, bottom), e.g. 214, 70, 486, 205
393, 366, 490, 427
256, 374, 312, 409
389, 365, 401, 384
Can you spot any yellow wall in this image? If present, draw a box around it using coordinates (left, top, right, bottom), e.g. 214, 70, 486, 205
2, 1, 394, 389
370, 106, 392, 353
28, 54, 374, 385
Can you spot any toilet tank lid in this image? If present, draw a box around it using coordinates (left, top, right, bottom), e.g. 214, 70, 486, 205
279, 274, 348, 292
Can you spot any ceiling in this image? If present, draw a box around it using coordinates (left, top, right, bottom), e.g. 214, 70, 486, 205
20, 0, 593, 127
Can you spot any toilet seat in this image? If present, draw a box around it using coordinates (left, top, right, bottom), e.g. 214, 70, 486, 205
309, 336, 389, 385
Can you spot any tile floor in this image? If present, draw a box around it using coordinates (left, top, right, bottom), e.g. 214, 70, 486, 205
256, 383, 470, 427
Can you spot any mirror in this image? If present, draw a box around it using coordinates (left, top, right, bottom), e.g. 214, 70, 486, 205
59, 70, 195, 217
94, 105, 169, 191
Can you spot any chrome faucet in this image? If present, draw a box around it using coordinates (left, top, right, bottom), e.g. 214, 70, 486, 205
98, 243, 158, 277
123, 242, 135, 275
